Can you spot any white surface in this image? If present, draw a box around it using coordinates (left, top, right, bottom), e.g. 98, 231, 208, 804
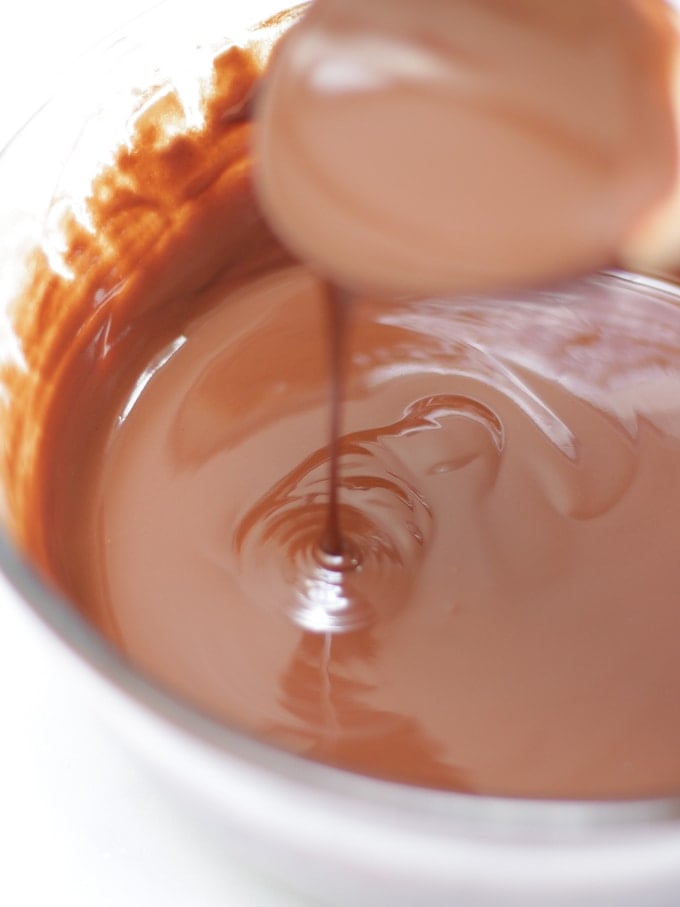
0, 584, 303, 907
0, 3, 312, 905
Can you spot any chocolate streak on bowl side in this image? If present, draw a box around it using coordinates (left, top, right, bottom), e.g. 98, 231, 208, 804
0, 13, 300, 581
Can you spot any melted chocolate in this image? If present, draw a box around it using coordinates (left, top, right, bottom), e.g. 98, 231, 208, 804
42, 263, 680, 799
321, 282, 350, 558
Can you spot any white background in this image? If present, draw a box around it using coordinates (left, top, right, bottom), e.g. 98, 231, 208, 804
0, 3, 312, 905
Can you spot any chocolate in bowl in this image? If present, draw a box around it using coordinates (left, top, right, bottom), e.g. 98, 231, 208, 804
4, 2, 680, 905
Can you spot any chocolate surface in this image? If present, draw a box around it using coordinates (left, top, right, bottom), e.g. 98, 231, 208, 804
39, 259, 680, 799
